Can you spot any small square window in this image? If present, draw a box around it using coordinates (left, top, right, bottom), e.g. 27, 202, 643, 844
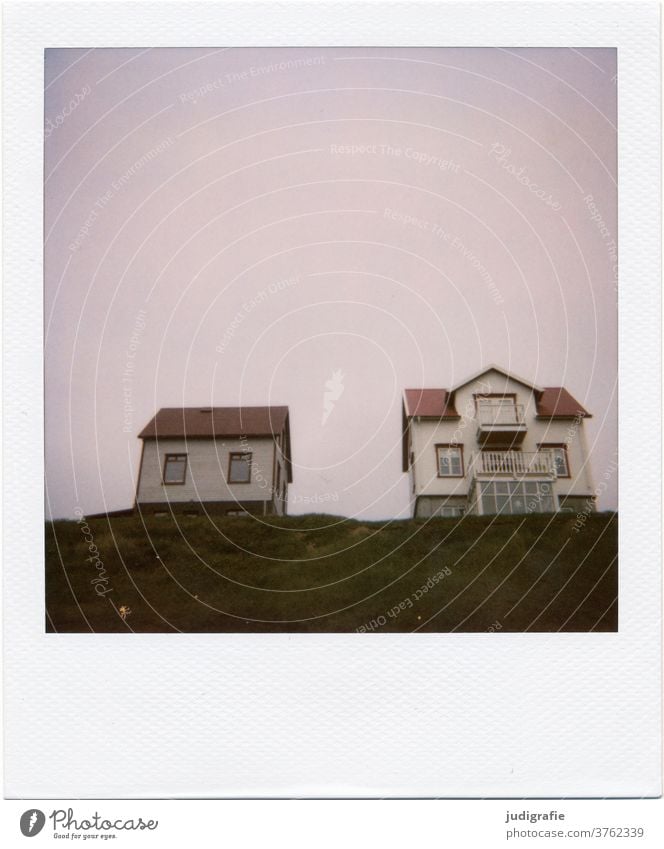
163, 454, 187, 484
436, 445, 464, 477
228, 452, 252, 483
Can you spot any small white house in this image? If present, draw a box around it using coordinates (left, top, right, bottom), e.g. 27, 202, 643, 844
402, 366, 596, 518
135, 406, 292, 516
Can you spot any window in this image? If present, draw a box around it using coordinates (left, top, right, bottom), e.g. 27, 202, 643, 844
436, 444, 464, 477
539, 444, 570, 478
228, 452, 252, 483
480, 481, 555, 515
439, 505, 465, 517
163, 453, 187, 484
476, 394, 522, 426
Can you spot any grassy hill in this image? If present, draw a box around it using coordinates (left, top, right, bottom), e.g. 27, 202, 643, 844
45, 511, 617, 633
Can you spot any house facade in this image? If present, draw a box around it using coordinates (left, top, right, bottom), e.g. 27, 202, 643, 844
135, 406, 292, 516
402, 366, 595, 518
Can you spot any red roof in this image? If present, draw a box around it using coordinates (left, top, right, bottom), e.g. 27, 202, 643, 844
403, 386, 590, 420
402, 381, 590, 471
536, 388, 591, 419
403, 389, 459, 418
139, 406, 290, 439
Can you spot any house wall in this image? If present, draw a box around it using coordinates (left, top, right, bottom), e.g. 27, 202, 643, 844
272, 429, 290, 516
136, 436, 278, 508
415, 495, 467, 518
409, 370, 595, 509
410, 420, 470, 499
403, 421, 417, 510
528, 418, 595, 498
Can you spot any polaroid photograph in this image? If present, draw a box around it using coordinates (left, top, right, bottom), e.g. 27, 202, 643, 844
44, 44, 617, 636
2, 0, 661, 818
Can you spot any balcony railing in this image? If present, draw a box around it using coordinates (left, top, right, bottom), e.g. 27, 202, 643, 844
477, 402, 525, 426
472, 450, 556, 477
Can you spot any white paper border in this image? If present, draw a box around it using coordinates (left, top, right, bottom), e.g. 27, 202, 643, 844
3, 1, 661, 798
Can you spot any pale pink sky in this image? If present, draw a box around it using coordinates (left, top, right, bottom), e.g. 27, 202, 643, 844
44, 47, 617, 519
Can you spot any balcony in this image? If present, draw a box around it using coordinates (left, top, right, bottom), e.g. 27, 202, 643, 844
476, 402, 527, 445
471, 450, 557, 479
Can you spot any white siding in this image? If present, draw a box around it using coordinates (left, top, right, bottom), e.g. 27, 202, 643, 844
137, 437, 276, 504
530, 418, 595, 498
409, 369, 595, 511
411, 420, 469, 498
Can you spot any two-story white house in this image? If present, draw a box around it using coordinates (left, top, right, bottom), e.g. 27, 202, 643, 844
402, 366, 596, 518
135, 405, 292, 516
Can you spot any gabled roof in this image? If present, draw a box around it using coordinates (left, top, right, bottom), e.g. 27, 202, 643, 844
450, 363, 543, 393
139, 406, 290, 439
403, 388, 459, 418
403, 366, 590, 421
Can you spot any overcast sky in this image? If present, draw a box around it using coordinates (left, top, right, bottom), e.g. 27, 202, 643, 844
44, 47, 617, 520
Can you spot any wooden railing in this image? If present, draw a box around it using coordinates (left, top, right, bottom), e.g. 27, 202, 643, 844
477, 402, 525, 426
473, 450, 556, 477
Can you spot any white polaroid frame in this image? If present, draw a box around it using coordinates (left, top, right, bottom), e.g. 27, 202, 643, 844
3, 1, 660, 798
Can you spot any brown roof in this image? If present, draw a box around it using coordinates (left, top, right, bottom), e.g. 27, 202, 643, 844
535, 388, 591, 419
403, 385, 590, 420
139, 406, 290, 439
403, 389, 459, 418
